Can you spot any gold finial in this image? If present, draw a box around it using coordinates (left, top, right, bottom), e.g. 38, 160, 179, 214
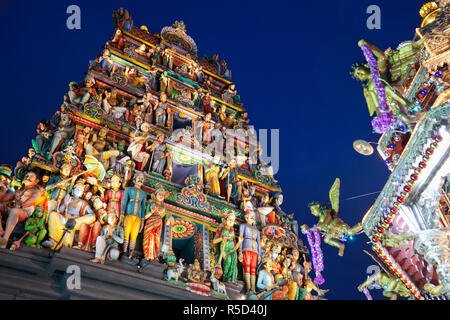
419, 2, 440, 27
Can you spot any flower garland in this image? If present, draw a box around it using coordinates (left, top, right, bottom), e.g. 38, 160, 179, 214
302, 224, 325, 285
360, 44, 396, 134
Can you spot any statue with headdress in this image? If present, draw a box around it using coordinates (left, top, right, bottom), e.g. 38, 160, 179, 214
301, 178, 362, 256
142, 186, 173, 261
213, 210, 239, 283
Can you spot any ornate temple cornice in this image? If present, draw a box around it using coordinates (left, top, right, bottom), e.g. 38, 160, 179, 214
363, 102, 449, 237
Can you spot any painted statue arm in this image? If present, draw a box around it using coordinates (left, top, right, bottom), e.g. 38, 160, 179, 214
358, 272, 382, 291
113, 227, 124, 244
384, 84, 409, 107
20, 189, 42, 208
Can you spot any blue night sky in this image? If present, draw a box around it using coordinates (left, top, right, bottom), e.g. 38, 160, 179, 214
0, 0, 424, 299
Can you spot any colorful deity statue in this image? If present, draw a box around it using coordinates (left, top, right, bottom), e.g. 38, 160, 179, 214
85, 125, 120, 171
220, 159, 240, 203
103, 87, 128, 120
46, 160, 77, 215
154, 92, 168, 127
108, 29, 125, 51
32, 120, 54, 157
255, 242, 285, 300
213, 210, 239, 283
0, 165, 14, 236
120, 173, 147, 259
0, 170, 42, 249
148, 134, 170, 175
103, 174, 124, 221
48, 113, 76, 156
127, 122, 152, 170
67, 81, 91, 106
301, 178, 362, 256
238, 210, 262, 293
142, 186, 173, 261
186, 259, 210, 296
358, 269, 412, 300
287, 248, 305, 300
204, 156, 222, 197
74, 126, 92, 157
112, 7, 133, 32
90, 211, 124, 264
10, 205, 47, 250
46, 182, 96, 250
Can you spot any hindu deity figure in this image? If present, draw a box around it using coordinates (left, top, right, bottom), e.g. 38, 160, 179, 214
90, 49, 115, 75
103, 174, 124, 221
148, 134, 170, 175
103, 88, 128, 120
154, 92, 168, 127
186, 259, 210, 296
221, 83, 240, 105
238, 210, 262, 293
20, 205, 47, 249
0, 171, 42, 249
220, 159, 240, 203
46, 182, 96, 250
0, 165, 14, 235
32, 120, 54, 157
159, 71, 170, 96
74, 126, 92, 157
127, 122, 152, 171
67, 81, 90, 106
121, 173, 147, 259
108, 29, 125, 51
46, 161, 77, 215
92, 195, 108, 224
77, 196, 103, 252
358, 269, 412, 300
213, 210, 239, 282
301, 178, 362, 256
287, 248, 305, 300
142, 186, 173, 261
205, 157, 222, 197
255, 242, 285, 300
137, 92, 154, 124
90, 211, 124, 264
48, 113, 76, 156
85, 125, 120, 171
199, 113, 214, 144
112, 7, 133, 32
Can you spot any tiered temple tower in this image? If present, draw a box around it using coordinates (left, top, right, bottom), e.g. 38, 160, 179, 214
358, 1, 449, 300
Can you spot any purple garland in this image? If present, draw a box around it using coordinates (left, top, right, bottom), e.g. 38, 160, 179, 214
302, 224, 325, 285
361, 44, 396, 134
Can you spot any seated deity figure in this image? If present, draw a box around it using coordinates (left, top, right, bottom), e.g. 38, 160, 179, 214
103, 88, 128, 120
85, 126, 120, 171
90, 211, 124, 264
45, 182, 96, 250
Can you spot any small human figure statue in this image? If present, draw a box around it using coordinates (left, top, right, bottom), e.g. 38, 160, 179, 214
213, 210, 239, 283
47, 113, 76, 156
67, 81, 91, 106
220, 159, 240, 204
46, 161, 76, 215
10, 204, 47, 250
148, 134, 170, 175
90, 211, 124, 264
103, 87, 128, 120
287, 248, 304, 300
255, 242, 283, 300
74, 126, 92, 157
90, 49, 115, 75
76, 195, 103, 252
107, 29, 125, 51
301, 178, 362, 256
46, 182, 96, 250
85, 125, 120, 171
32, 120, 54, 157
200, 113, 214, 144
186, 259, 211, 296
221, 83, 241, 105
204, 156, 222, 197
0, 170, 42, 249
159, 71, 170, 96
234, 111, 249, 130
238, 210, 262, 294
103, 174, 124, 221
154, 92, 168, 127
120, 173, 147, 259
127, 122, 152, 171
142, 186, 174, 261
137, 92, 154, 124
